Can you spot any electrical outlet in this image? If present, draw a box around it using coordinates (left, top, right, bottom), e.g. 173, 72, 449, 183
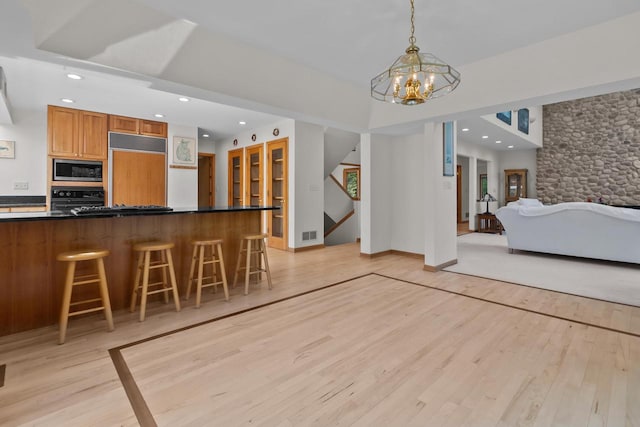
13, 181, 29, 190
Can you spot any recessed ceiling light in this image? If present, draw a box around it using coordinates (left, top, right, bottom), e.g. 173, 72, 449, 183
154, 114, 164, 118
482, 135, 489, 139
462, 128, 469, 132
508, 145, 514, 148
239, 121, 246, 125
61, 98, 74, 103
202, 134, 210, 138
495, 140, 502, 144
178, 97, 189, 102
66, 73, 83, 80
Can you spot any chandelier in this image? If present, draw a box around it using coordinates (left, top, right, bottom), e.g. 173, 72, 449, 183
371, 0, 461, 105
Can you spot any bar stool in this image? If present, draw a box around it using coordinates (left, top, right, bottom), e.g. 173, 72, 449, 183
233, 233, 272, 295
57, 249, 114, 344
185, 238, 229, 308
130, 241, 181, 322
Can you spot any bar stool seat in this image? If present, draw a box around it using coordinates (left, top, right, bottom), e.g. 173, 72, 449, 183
185, 238, 230, 308
233, 233, 272, 295
56, 248, 114, 344
130, 241, 181, 322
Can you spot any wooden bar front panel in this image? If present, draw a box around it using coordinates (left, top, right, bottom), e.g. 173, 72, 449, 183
0, 211, 260, 336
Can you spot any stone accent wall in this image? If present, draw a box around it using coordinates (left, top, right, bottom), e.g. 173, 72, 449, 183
537, 89, 640, 205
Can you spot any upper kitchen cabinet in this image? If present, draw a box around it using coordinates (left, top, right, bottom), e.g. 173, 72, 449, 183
109, 114, 167, 138
47, 105, 107, 160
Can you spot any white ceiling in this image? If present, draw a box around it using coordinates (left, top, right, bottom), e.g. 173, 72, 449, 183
2, 0, 640, 144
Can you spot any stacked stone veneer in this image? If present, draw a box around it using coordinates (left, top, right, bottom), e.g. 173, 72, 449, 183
537, 89, 640, 205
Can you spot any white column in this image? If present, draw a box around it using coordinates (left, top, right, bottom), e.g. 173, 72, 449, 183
360, 133, 372, 254
423, 122, 458, 270
468, 156, 477, 231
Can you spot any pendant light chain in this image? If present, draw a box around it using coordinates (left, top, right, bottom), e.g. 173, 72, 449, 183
409, 0, 416, 46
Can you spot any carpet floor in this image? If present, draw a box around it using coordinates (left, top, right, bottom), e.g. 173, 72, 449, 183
445, 232, 640, 307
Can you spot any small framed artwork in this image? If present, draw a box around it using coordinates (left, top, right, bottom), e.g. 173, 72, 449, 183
0, 140, 15, 159
173, 136, 196, 166
496, 111, 511, 125
443, 121, 454, 177
518, 108, 529, 134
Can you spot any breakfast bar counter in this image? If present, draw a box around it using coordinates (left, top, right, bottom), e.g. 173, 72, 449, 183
0, 206, 277, 336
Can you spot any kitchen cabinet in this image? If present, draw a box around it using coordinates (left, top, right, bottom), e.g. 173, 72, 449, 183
109, 115, 167, 138
228, 148, 244, 207
48, 106, 108, 160
267, 138, 288, 250
112, 150, 166, 206
245, 143, 263, 206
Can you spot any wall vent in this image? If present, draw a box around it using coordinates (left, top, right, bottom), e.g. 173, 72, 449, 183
302, 231, 318, 241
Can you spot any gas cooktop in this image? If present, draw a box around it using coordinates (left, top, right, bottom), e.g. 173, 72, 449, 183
70, 205, 173, 216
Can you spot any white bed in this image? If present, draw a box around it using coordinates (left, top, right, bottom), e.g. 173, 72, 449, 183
495, 200, 640, 264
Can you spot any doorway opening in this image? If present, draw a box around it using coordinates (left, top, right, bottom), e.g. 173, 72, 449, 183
198, 153, 215, 208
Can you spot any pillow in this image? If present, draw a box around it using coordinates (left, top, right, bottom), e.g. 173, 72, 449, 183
518, 198, 543, 207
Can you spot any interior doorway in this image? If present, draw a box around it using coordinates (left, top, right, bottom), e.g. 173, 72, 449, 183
456, 165, 463, 223
198, 153, 215, 207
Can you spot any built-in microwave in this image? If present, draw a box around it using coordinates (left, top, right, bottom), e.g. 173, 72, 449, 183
52, 159, 103, 182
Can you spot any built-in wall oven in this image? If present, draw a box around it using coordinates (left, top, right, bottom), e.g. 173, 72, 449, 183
50, 187, 105, 212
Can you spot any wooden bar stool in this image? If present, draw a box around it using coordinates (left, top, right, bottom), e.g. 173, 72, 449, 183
130, 241, 181, 322
233, 233, 272, 295
57, 249, 114, 344
185, 238, 229, 308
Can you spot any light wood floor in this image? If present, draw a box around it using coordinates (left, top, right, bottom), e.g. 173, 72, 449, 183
1, 242, 639, 426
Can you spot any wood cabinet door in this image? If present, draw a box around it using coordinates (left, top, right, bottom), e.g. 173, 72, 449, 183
79, 111, 108, 159
112, 151, 166, 206
245, 143, 263, 207
108, 115, 139, 134
140, 120, 167, 138
504, 169, 528, 203
48, 106, 79, 157
267, 138, 288, 250
228, 148, 244, 207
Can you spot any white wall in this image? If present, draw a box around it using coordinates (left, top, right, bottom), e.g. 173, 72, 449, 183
0, 108, 47, 195
481, 106, 543, 147
167, 124, 198, 208
390, 134, 426, 255
292, 121, 324, 249
324, 177, 352, 222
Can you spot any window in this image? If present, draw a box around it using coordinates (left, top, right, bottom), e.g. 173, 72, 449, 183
479, 174, 488, 199
343, 167, 360, 200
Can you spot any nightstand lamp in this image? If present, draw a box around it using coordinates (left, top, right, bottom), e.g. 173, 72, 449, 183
483, 193, 497, 214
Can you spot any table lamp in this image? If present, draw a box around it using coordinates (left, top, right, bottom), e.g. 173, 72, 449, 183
483, 193, 496, 214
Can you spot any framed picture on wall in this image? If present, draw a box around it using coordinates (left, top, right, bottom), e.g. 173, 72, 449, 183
443, 121, 454, 177
518, 108, 529, 134
0, 140, 15, 159
172, 136, 196, 166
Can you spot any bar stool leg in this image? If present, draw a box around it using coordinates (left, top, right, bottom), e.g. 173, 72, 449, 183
261, 238, 273, 290
195, 245, 205, 308
185, 244, 198, 300
244, 238, 252, 295
96, 257, 115, 331
59, 261, 76, 345
210, 244, 218, 294
130, 251, 143, 312
165, 249, 182, 312
216, 242, 230, 301
233, 239, 244, 288
139, 251, 151, 322
160, 250, 170, 304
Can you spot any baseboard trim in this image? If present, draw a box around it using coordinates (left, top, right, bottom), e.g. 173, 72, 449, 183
360, 250, 392, 258
289, 244, 325, 253
423, 259, 458, 272
390, 249, 423, 259
360, 249, 424, 259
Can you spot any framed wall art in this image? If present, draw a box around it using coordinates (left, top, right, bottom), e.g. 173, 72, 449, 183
172, 136, 196, 166
443, 121, 454, 177
0, 140, 15, 159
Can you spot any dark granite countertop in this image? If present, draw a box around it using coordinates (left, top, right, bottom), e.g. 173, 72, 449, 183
0, 205, 279, 223
0, 195, 46, 208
